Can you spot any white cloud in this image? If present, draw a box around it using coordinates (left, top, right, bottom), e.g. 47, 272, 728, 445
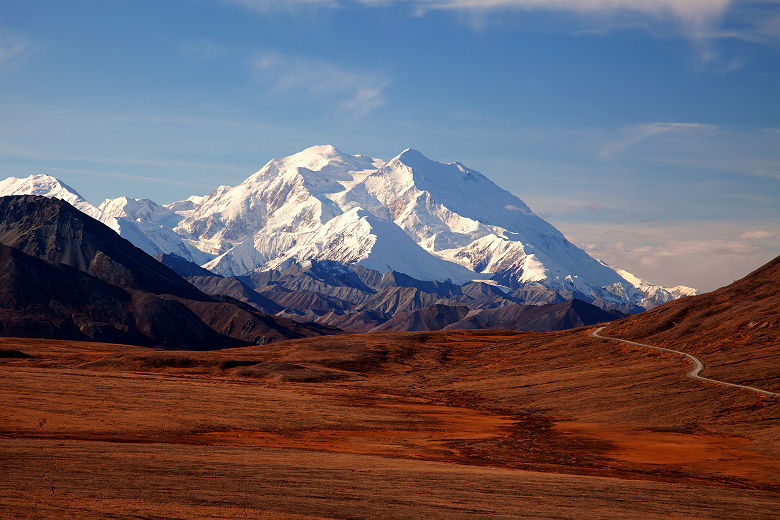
526, 195, 632, 218
410, 0, 729, 21
177, 40, 227, 60
708, 2, 780, 47
226, 0, 338, 12
739, 230, 774, 239
227, 1, 780, 56
557, 219, 780, 291
226, 0, 732, 22
0, 30, 31, 63
0, 141, 249, 177
600, 122, 719, 159
229, 0, 733, 35
423, 0, 779, 65
42, 166, 210, 188
592, 124, 780, 182
253, 51, 389, 117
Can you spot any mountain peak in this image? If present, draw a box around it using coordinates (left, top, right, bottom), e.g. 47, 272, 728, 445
0, 173, 83, 198
250, 145, 378, 184
284, 144, 355, 170
390, 149, 479, 183
0, 173, 103, 221
300, 144, 342, 156
394, 148, 430, 165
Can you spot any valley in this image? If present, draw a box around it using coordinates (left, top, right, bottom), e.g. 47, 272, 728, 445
1, 323, 777, 519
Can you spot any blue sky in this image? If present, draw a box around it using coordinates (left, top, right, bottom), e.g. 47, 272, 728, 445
1, 0, 778, 291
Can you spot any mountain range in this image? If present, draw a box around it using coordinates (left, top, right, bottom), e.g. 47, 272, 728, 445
0, 145, 695, 323
152, 253, 626, 333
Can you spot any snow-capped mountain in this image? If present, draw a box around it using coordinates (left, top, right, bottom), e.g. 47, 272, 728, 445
170, 146, 477, 282
609, 264, 697, 309
98, 196, 212, 265
0, 174, 105, 222
338, 149, 643, 296
0, 146, 696, 308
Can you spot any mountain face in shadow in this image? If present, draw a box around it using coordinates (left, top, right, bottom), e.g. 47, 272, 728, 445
0, 243, 232, 347
373, 299, 624, 333
157, 254, 629, 333
0, 195, 204, 299
0, 196, 338, 348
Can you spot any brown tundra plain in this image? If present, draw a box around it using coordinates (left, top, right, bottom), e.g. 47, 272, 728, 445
1, 315, 778, 519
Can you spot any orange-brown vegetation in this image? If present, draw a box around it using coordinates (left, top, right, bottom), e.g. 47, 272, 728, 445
606, 256, 779, 391
1, 326, 778, 519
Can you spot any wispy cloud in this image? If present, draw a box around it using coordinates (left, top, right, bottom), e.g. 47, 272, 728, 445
410, 0, 768, 51
739, 230, 774, 239
226, 0, 338, 12
600, 122, 719, 159
592, 124, 780, 182
558, 219, 780, 290
708, 1, 780, 47
177, 40, 227, 61
410, 0, 729, 23
228, 1, 780, 65
228, 0, 734, 36
233, 0, 731, 21
0, 142, 249, 177
470, 0, 779, 68
0, 29, 32, 63
42, 166, 212, 189
527, 194, 634, 220
252, 51, 389, 117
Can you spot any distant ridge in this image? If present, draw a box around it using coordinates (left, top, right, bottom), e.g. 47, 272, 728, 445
373, 299, 625, 333
602, 255, 780, 390
155, 252, 217, 278
607, 255, 779, 349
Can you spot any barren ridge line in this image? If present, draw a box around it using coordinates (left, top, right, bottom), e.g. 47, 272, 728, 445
590, 327, 778, 398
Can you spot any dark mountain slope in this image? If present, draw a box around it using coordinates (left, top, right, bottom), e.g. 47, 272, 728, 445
373, 270, 462, 297
0, 195, 203, 299
155, 252, 216, 278
597, 256, 779, 390
374, 299, 624, 333
461, 298, 625, 332
459, 281, 516, 308
356, 286, 457, 315
181, 296, 338, 344
372, 304, 472, 332
314, 309, 387, 333
607, 256, 779, 351
0, 244, 234, 348
261, 289, 352, 314
0, 196, 338, 347
244, 260, 373, 295
186, 275, 283, 315
152, 254, 286, 316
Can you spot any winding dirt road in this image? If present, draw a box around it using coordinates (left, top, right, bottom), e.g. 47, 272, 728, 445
590, 327, 778, 398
